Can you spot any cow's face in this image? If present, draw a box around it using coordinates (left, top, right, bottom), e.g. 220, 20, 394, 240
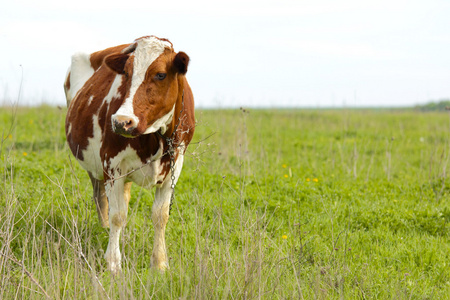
106, 37, 189, 137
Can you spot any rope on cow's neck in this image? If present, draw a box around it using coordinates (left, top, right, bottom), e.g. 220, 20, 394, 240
157, 90, 184, 215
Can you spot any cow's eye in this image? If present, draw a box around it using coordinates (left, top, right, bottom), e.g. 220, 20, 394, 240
155, 73, 166, 81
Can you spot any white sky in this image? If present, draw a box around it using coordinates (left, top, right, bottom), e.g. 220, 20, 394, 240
1, 0, 449, 108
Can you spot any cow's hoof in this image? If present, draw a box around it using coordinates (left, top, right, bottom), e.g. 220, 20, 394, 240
107, 261, 121, 275
105, 252, 121, 275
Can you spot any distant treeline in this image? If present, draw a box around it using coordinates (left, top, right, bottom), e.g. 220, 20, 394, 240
415, 99, 450, 111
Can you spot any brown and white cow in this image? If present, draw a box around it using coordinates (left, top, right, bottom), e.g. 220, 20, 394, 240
64, 36, 195, 273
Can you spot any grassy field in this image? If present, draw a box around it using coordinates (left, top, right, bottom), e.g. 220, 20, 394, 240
1, 106, 449, 299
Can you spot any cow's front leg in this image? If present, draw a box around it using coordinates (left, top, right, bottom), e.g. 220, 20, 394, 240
104, 176, 130, 274
152, 155, 184, 271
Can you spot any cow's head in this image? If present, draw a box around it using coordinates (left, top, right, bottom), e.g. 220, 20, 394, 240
106, 36, 189, 137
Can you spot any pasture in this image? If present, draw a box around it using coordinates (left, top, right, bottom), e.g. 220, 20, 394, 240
1, 106, 449, 299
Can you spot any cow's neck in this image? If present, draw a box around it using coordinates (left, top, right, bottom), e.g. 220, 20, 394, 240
157, 88, 184, 145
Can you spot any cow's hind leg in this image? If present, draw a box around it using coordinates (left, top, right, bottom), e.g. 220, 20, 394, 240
88, 172, 109, 228
151, 155, 184, 271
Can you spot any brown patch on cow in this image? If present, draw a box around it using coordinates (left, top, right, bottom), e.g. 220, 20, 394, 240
133, 134, 161, 164
111, 211, 126, 227
97, 101, 108, 132
157, 155, 173, 181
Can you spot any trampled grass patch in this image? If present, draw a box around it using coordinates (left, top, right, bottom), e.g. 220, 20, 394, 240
1, 106, 449, 299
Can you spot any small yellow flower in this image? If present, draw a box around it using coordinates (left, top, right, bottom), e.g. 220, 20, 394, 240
313, 178, 319, 182
29, 120, 33, 124
8, 134, 12, 139
284, 174, 288, 178
282, 235, 287, 239
306, 178, 310, 182
23, 152, 27, 156
282, 164, 287, 168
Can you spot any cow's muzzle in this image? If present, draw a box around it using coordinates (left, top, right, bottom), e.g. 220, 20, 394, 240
111, 114, 138, 137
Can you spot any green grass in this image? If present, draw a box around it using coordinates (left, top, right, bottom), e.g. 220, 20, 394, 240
1, 106, 449, 299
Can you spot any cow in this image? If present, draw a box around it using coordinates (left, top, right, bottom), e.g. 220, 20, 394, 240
64, 36, 195, 274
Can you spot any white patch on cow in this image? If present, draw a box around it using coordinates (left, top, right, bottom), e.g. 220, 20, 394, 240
78, 114, 103, 180
106, 139, 165, 189
143, 103, 176, 134
107, 146, 138, 178
114, 37, 171, 127
179, 141, 186, 154
67, 52, 95, 103
87, 95, 94, 105
104, 75, 123, 104
67, 123, 72, 137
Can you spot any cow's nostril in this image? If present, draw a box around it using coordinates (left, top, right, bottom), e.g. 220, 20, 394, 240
124, 119, 135, 130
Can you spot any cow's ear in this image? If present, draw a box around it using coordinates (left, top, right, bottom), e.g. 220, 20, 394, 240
104, 53, 129, 74
173, 52, 189, 74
